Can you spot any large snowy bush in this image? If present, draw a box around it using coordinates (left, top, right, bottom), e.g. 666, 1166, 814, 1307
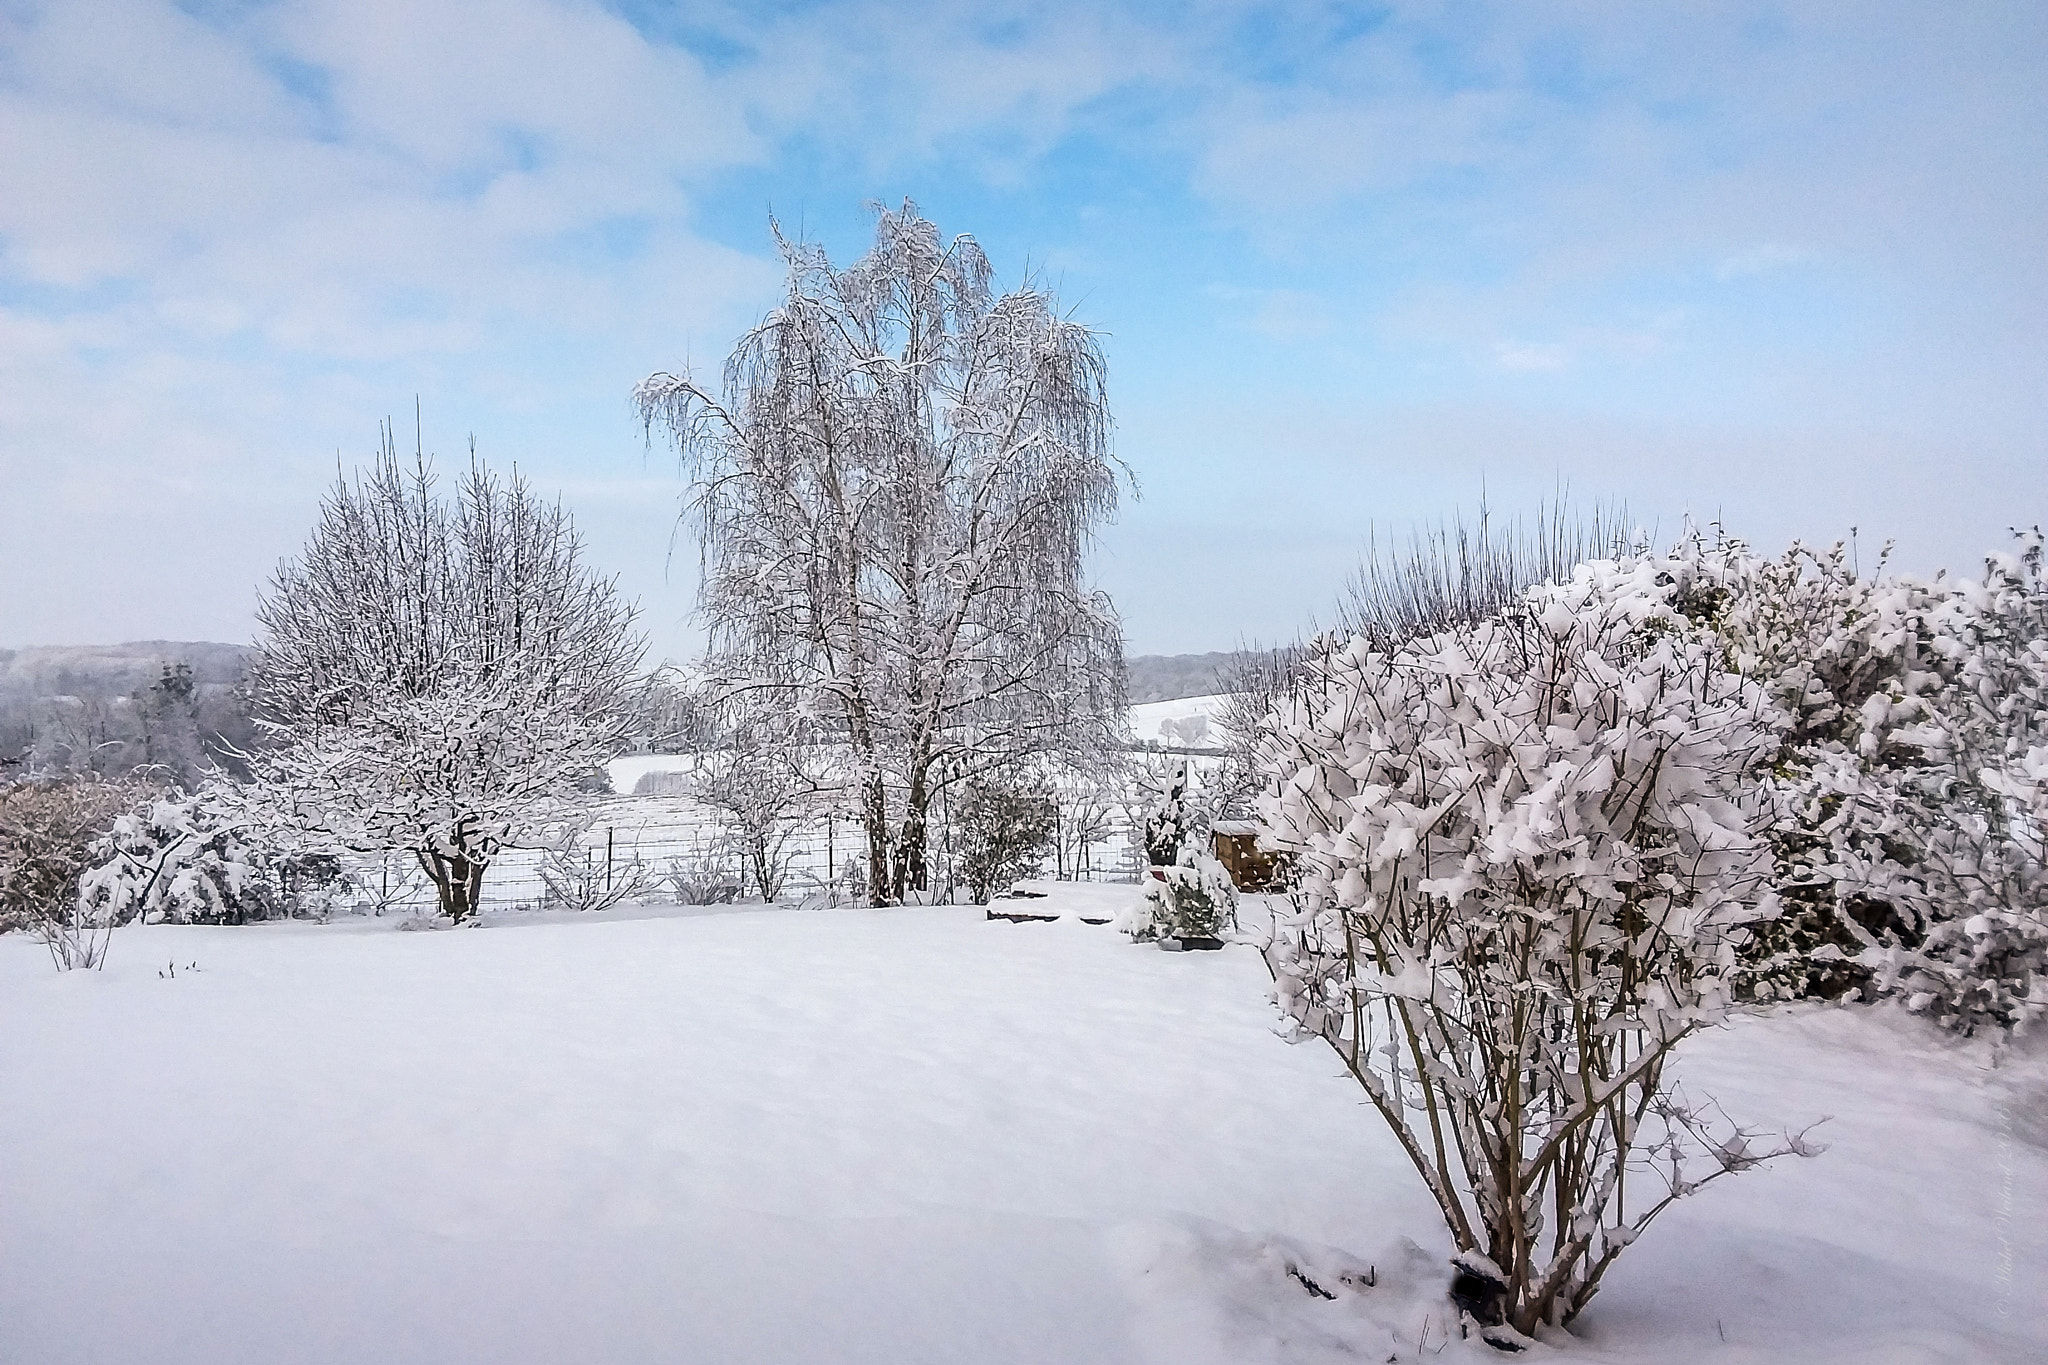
77, 793, 270, 926
1678, 530, 2048, 1034
1260, 559, 1811, 1342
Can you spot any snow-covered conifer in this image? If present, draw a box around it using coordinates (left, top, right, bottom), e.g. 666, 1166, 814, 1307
1140, 760, 1194, 868
1124, 842, 1238, 946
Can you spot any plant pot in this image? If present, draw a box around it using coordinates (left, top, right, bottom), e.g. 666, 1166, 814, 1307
1158, 935, 1225, 952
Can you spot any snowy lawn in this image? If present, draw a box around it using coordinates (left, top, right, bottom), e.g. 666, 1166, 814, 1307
3, 892, 2042, 1364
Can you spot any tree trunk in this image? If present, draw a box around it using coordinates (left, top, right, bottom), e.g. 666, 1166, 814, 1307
861, 769, 893, 906
747, 832, 780, 902
420, 850, 487, 923
891, 754, 934, 904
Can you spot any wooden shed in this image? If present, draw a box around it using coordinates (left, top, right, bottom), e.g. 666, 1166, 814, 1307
1210, 820, 1286, 892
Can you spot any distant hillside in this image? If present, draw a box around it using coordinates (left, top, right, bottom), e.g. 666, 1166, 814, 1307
0, 641, 250, 698
0, 640, 1240, 707
1125, 652, 1237, 704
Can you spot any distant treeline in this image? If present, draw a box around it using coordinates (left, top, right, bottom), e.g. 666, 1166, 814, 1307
0, 642, 258, 786
3, 642, 1250, 771
1124, 652, 1242, 705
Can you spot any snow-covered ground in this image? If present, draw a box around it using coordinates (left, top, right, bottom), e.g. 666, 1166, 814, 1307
1128, 692, 1229, 748
4, 891, 2041, 1364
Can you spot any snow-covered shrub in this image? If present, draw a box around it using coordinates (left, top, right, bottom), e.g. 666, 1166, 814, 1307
537, 829, 656, 913
1124, 842, 1239, 945
686, 698, 820, 902
1260, 559, 1812, 1341
1140, 760, 1195, 867
78, 793, 271, 926
953, 781, 1057, 904
1678, 530, 2048, 1034
271, 852, 357, 919
664, 839, 741, 905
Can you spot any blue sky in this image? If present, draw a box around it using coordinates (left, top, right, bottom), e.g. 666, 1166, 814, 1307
2, 0, 2043, 659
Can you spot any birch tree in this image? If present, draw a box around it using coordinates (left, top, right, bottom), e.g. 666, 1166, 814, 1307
246, 432, 643, 922
636, 203, 1127, 904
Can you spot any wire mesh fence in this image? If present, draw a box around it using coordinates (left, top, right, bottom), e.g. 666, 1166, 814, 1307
341, 791, 1159, 914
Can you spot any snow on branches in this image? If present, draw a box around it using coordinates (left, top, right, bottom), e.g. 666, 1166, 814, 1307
1140, 759, 1196, 868
1679, 529, 2048, 1034
247, 435, 643, 922
78, 792, 265, 927
636, 203, 1127, 905
1125, 844, 1239, 947
1260, 557, 1811, 1340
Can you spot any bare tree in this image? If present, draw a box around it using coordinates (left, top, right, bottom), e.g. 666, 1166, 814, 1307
688, 695, 825, 902
637, 203, 1128, 905
245, 428, 644, 922
1210, 643, 1305, 820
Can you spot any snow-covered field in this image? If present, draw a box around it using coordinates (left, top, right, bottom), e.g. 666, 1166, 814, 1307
1128, 692, 1229, 748
3, 889, 2042, 1364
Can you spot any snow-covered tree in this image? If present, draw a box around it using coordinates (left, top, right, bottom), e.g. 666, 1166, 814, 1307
1260, 559, 1812, 1343
247, 434, 643, 923
636, 203, 1127, 905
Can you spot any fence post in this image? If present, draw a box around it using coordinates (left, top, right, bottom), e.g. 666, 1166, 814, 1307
606, 827, 614, 893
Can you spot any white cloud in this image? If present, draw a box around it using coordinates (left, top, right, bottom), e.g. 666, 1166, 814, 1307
1493, 340, 1569, 372
0, 0, 2041, 657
